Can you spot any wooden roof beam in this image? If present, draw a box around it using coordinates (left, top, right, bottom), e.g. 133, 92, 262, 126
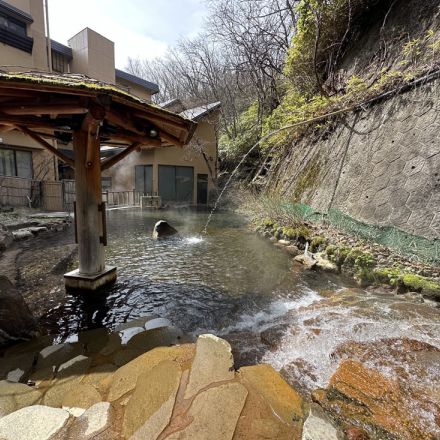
101, 142, 141, 171
0, 104, 88, 115
16, 125, 75, 166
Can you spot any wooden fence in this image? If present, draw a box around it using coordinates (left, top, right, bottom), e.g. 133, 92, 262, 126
0, 176, 141, 211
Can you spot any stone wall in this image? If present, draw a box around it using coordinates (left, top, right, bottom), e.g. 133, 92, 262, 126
272, 77, 440, 240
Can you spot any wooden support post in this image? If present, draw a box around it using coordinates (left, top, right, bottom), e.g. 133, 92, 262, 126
64, 120, 116, 291
74, 127, 104, 274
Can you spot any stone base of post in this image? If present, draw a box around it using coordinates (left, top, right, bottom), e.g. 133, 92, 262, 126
64, 266, 117, 292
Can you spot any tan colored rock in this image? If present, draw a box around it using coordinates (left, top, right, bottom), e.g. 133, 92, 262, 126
238, 364, 304, 425
184, 334, 234, 399
42, 376, 83, 407
107, 344, 194, 402
81, 363, 117, 395
0, 380, 42, 417
112, 348, 145, 367
167, 382, 248, 440
62, 383, 102, 412
0, 405, 70, 440
234, 378, 299, 440
123, 360, 181, 439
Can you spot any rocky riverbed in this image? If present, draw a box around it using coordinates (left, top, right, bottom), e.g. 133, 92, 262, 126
0, 317, 308, 440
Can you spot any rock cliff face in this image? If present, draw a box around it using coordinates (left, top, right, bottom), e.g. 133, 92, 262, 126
267, 0, 440, 241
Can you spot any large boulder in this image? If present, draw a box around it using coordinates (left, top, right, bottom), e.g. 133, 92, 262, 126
152, 220, 178, 239
0, 275, 36, 347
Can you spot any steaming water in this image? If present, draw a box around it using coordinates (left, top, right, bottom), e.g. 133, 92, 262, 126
39, 209, 440, 435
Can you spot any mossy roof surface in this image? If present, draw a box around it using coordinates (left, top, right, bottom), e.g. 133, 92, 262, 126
0, 70, 192, 123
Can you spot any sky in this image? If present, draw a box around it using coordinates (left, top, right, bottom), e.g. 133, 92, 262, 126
48, 0, 208, 70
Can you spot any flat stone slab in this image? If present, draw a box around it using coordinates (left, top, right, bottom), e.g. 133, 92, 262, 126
108, 345, 194, 402
167, 382, 248, 440
123, 360, 181, 439
184, 334, 234, 399
62, 383, 102, 413
0, 405, 70, 440
239, 364, 304, 425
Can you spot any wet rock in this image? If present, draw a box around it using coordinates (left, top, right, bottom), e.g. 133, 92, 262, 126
126, 325, 185, 352
0, 275, 36, 347
0, 223, 13, 252
0, 405, 70, 440
28, 226, 48, 235
56, 354, 92, 382
224, 331, 264, 367
184, 334, 234, 399
0, 352, 35, 382
314, 360, 435, 439
50, 244, 78, 275
107, 344, 194, 402
269, 236, 277, 243
123, 360, 181, 439
260, 324, 288, 350
238, 364, 304, 425
166, 382, 248, 440
37, 343, 79, 369
345, 426, 370, 440
294, 254, 316, 270
0, 380, 42, 417
152, 220, 178, 239
302, 405, 342, 440
12, 229, 33, 240
285, 245, 300, 256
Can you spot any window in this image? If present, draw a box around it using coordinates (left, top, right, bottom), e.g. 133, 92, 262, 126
52, 51, 67, 73
0, 148, 32, 178
101, 177, 112, 191
158, 165, 194, 203
0, 13, 26, 36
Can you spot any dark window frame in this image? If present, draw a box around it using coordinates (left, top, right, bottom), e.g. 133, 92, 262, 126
0, 146, 33, 179
0, 10, 33, 53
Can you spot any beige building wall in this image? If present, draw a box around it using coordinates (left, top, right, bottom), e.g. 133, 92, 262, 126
103, 112, 219, 205
1, 0, 48, 71
115, 77, 152, 101
69, 28, 115, 84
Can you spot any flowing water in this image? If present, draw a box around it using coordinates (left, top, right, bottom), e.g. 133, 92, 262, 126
38, 209, 440, 435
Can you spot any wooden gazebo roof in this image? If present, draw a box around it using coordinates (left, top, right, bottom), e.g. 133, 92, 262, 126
0, 71, 196, 169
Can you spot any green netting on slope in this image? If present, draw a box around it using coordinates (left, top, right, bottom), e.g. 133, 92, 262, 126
280, 202, 440, 264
